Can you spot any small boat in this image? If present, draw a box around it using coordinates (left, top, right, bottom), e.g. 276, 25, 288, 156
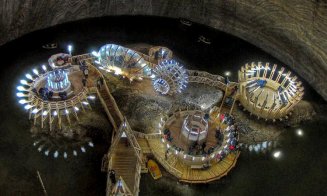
42, 43, 57, 49
180, 18, 192, 26
147, 159, 162, 180
198, 36, 211, 44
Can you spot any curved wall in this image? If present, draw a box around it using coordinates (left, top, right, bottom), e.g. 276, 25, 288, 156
1, 0, 326, 100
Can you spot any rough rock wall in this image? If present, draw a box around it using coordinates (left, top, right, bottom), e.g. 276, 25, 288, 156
0, 0, 327, 100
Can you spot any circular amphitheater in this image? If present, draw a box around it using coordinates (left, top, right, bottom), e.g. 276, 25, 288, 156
238, 62, 304, 120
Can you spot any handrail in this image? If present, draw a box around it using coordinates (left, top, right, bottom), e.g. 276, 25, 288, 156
179, 151, 240, 183
152, 150, 183, 178
132, 131, 161, 139
187, 69, 238, 92
133, 159, 142, 196
92, 87, 118, 132
29, 87, 89, 110
85, 59, 124, 123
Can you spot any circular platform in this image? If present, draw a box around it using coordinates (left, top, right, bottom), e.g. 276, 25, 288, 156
238, 62, 304, 120
161, 109, 239, 166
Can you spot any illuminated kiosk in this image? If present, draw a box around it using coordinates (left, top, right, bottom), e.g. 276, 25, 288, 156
16, 53, 95, 130
162, 109, 238, 167
152, 59, 188, 95
238, 62, 304, 120
46, 69, 72, 98
95, 44, 152, 81
181, 111, 208, 145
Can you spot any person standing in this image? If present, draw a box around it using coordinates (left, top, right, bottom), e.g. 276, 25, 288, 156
82, 78, 87, 87
109, 170, 116, 184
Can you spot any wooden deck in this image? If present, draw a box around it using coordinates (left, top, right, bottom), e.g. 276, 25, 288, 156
146, 138, 239, 183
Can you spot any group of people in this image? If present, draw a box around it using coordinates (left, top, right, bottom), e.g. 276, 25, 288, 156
36, 87, 53, 100
163, 129, 173, 142
215, 113, 239, 162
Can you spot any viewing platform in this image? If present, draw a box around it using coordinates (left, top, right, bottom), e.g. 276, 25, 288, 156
146, 137, 239, 183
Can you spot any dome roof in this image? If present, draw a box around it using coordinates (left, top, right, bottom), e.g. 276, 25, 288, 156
98, 44, 151, 77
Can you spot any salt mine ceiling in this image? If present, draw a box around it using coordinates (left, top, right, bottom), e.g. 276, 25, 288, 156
0, 0, 326, 100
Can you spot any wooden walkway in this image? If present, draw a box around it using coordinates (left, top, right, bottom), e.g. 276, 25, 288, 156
77, 56, 142, 196
110, 138, 138, 193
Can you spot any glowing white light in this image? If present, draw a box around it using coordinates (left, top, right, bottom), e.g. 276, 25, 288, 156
224, 71, 231, 77
33, 69, 39, 75
202, 157, 205, 161
65, 109, 69, 114
17, 92, 27, 97
44, 150, 49, 156
64, 152, 67, 159
17, 86, 26, 91
296, 129, 303, 136
88, 142, 94, 147
183, 155, 186, 159
32, 108, 39, 114
74, 106, 79, 111
68, 45, 72, 54
54, 151, 59, 158
91, 51, 99, 57
175, 150, 178, 155
114, 68, 122, 75
87, 95, 96, 100
20, 80, 28, 85
53, 111, 58, 116
24, 104, 33, 110
273, 151, 281, 158
42, 111, 48, 116
150, 74, 156, 79
42, 65, 47, 71
81, 147, 86, 153
73, 150, 78, 156
25, 73, 33, 80
82, 101, 89, 105
19, 99, 27, 104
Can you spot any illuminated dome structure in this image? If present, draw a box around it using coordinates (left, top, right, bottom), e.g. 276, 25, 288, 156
238, 62, 304, 120
181, 111, 208, 145
94, 44, 152, 80
152, 59, 188, 95
16, 54, 96, 129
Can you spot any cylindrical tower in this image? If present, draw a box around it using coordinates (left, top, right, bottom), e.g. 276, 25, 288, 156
47, 69, 71, 92
181, 111, 208, 145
